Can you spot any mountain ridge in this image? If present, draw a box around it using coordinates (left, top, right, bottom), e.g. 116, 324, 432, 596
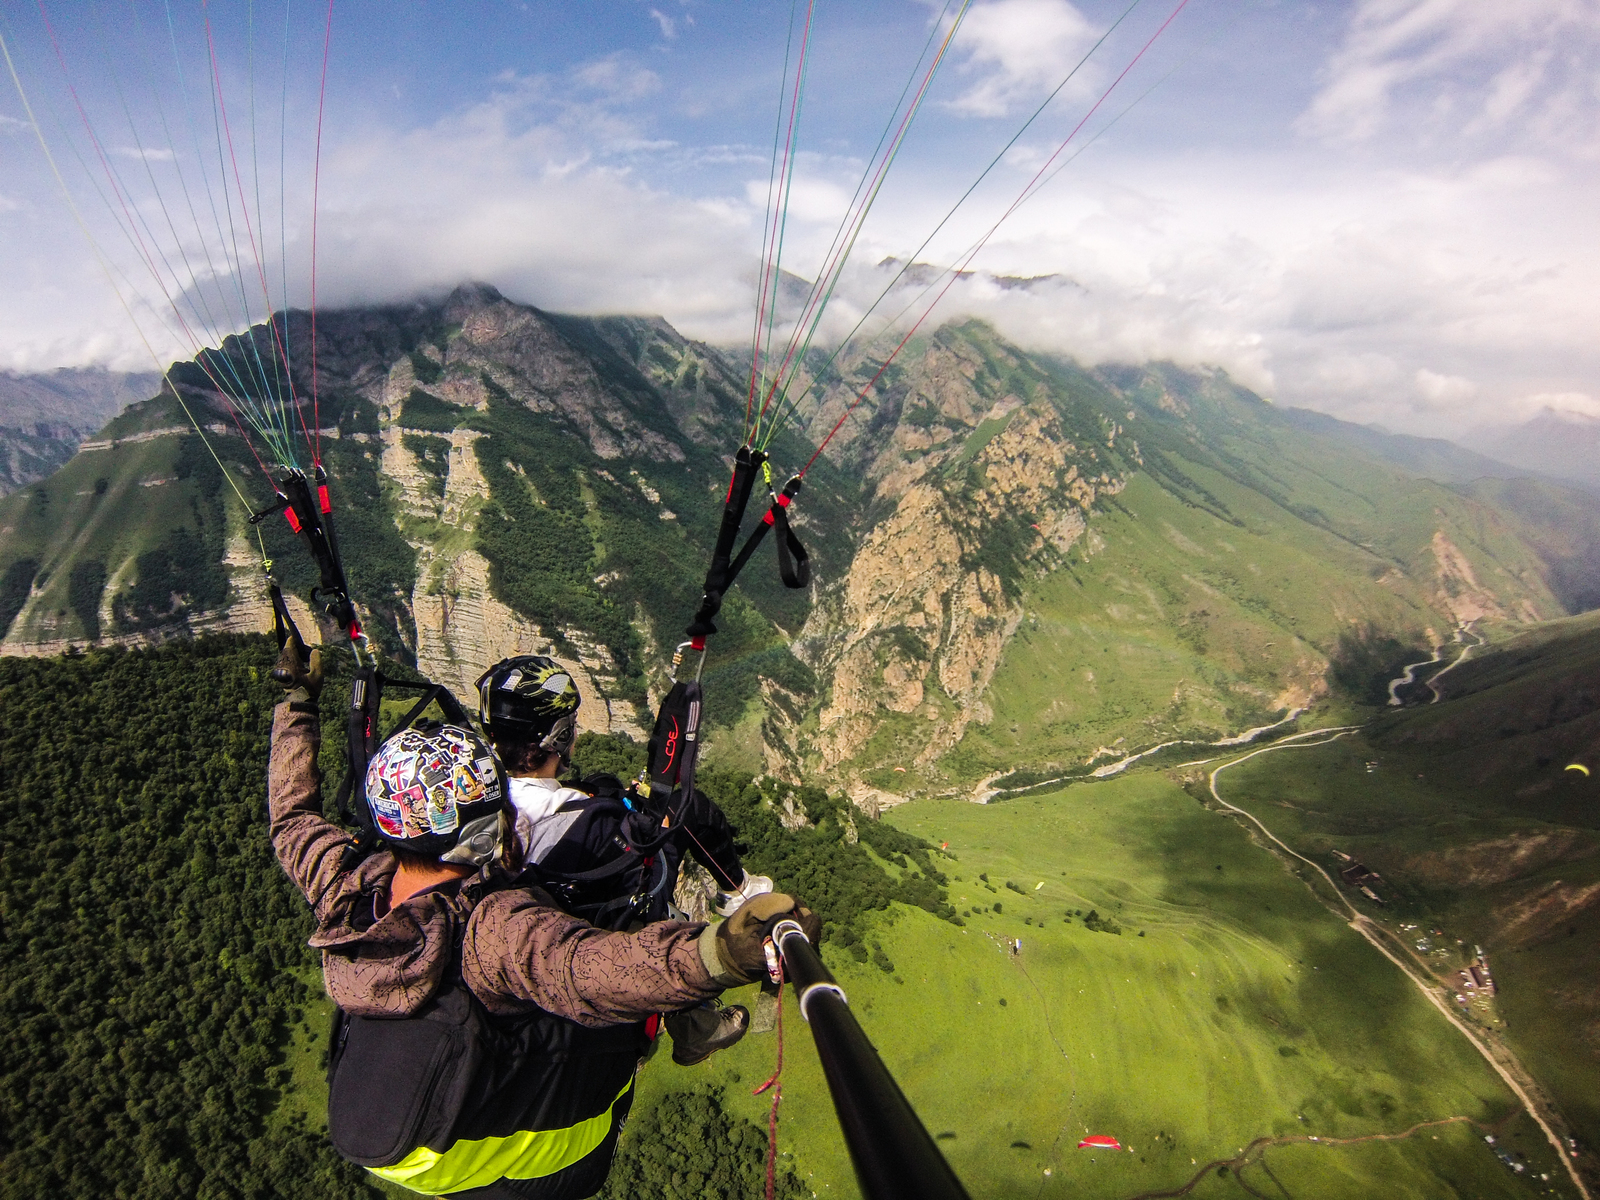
2, 287, 1598, 797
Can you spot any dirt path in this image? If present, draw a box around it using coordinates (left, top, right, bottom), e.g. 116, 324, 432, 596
1385, 622, 1480, 707
1207, 735, 1592, 1200
1120, 1114, 1514, 1200
1425, 623, 1482, 703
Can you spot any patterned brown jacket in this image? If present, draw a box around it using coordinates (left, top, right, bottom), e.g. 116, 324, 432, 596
267, 699, 734, 1025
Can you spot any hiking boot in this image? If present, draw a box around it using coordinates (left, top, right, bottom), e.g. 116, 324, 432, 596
666, 1002, 750, 1066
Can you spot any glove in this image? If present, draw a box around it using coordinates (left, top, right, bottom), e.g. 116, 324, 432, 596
272, 639, 323, 703
715, 871, 774, 917
713, 892, 822, 984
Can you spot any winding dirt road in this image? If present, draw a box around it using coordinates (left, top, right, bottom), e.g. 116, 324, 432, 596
1206, 732, 1591, 1199
1122, 1114, 1515, 1200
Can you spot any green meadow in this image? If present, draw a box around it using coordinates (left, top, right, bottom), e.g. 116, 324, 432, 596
1209, 721, 1600, 1174
651, 774, 1560, 1199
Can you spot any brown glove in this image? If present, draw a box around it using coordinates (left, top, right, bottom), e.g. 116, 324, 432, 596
714, 892, 823, 984
272, 639, 323, 704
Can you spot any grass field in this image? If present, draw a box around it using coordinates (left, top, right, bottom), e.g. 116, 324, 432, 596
649, 774, 1564, 1199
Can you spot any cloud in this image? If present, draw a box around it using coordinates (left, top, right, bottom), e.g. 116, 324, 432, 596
1414, 368, 1476, 407
1515, 391, 1600, 419
941, 0, 1098, 117
1300, 0, 1600, 154
112, 146, 176, 162
648, 8, 677, 40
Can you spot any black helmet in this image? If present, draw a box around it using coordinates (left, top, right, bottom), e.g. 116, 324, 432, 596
476, 655, 582, 763
362, 724, 509, 865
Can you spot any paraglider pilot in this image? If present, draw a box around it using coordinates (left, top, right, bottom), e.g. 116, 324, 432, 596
266, 641, 819, 1199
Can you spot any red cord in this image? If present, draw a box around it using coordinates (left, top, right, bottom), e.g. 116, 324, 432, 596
753, 955, 785, 1200
801, 0, 1194, 476
202, 7, 312, 459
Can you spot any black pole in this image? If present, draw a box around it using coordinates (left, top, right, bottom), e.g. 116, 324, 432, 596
770, 922, 972, 1200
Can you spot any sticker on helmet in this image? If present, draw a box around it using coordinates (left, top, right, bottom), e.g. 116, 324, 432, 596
369, 794, 407, 839
453, 762, 487, 805
419, 753, 452, 788
394, 784, 431, 837
542, 673, 572, 694
426, 784, 459, 834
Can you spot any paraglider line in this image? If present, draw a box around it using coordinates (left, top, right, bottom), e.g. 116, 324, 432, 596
748, 0, 816, 444
309, 0, 334, 466
752, 0, 971, 446
760, 0, 1146, 451
753, 954, 785, 1200
801, 0, 1194, 475
204, 3, 312, 460
31, 0, 289, 471
747, 0, 803, 434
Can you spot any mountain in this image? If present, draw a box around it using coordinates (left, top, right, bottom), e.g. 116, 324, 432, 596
1463, 407, 1600, 493
3, 287, 1599, 796
0, 367, 160, 496
1274, 405, 1535, 485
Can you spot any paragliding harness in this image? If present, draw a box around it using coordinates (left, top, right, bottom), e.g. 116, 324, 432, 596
322, 867, 647, 1196
527, 445, 810, 925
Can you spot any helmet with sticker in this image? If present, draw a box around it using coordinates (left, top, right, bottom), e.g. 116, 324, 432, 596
475, 656, 582, 765
362, 723, 509, 865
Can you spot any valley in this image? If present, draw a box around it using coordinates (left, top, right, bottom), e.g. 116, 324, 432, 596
2, 293, 1599, 1199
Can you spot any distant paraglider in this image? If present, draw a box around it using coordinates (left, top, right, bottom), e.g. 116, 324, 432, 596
1566, 763, 1590, 777
1078, 1135, 1124, 1151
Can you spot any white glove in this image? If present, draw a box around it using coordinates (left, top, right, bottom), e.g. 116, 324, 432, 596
716, 872, 774, 917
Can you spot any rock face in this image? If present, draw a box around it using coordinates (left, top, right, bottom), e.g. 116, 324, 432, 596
797, 325, 1125, 785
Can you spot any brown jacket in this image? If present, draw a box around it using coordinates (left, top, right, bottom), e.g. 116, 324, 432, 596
268, 699, 734, 1026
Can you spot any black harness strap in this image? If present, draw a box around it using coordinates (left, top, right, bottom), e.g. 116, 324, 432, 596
268, 578, 306, 655
686, 446, 764, 638
252, 468, 362, 642
725, 473, 809, 591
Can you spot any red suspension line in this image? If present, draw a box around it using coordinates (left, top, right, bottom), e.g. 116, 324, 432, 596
308, 0, 334, 468
204, 4, 314, 461
802, 0, 1194, 475
747, 0, 816, 440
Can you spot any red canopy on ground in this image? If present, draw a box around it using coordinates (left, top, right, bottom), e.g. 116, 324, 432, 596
1077, 1136, 1123, 1150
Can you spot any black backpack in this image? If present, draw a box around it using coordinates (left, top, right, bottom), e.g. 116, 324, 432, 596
325, 881, 648, 1195
527, 773, 685, 931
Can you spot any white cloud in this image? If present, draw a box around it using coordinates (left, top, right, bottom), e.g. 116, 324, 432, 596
942, 0, 1098, 117
112, 146, 176, 162
1516, 391, 1600, 419
1414, 368, 1476, 407
649, 8, 677, 40
1300, 0, 1600, 154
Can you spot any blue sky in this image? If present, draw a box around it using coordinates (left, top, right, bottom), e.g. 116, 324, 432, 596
1, 0, 1596, 435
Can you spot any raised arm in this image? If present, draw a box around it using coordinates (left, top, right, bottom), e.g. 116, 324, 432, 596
268, 697, 364, 923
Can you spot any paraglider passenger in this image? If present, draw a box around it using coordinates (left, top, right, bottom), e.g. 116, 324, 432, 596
477, 655, 774, 1065
265, 640, 819, 1199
